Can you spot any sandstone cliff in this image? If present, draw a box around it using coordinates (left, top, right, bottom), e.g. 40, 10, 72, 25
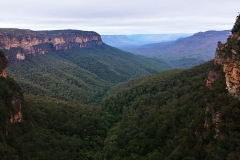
214, 14, 240, 99
0, 50, 22, 123
0, 29, 103, 60
205, 14, 240, 139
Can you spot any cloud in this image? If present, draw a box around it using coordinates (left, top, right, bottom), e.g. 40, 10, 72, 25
0, 0, 239, 34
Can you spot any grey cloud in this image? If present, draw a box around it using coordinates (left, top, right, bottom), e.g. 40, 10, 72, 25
0, 0, 240, 34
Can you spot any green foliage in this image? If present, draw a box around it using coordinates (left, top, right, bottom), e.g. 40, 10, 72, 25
0, 75, 23, 159
102, 60, 240, 159
170, 57, 206, 69
7, 44, 172, 104
1, 47, 240, 159
1, 95, 114, 159
0, 76, 23, 122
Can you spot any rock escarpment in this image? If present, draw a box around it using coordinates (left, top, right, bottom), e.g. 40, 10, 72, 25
205, 14, 240, 139
0, 29, 103, 60
214, 14, 240, 99
0, 50, 22, 123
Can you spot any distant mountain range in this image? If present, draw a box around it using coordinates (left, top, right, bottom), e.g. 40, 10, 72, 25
101, 33, 191, 48
102, 30, 231, 68
101, 35, 141, 47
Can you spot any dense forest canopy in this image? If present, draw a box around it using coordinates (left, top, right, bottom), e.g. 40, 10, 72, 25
1, 58, 240, 159
7, 44, 172, 104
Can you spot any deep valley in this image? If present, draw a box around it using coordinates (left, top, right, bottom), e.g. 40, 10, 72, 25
1, 14, 240, 160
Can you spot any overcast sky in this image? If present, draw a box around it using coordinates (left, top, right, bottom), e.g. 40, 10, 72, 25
0, 0, 239, 35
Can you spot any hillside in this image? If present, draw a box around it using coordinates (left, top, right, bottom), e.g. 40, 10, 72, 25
0, 49, 113, 159
7, 44, 172, 104
1, 95, 113, 159
2, 59, 240, 159
124, 30, 230, 68
100, 15, 240, 159
102, 60, 240, 159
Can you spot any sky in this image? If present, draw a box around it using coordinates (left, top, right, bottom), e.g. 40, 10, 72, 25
0, 0, 239, 35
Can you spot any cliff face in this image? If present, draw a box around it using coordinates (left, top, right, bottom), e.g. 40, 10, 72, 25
0, 50, 22, 123
206, 70, 220, 89
0, 52, 7, 78
204, 14, 240, 139
0, 29, 103, 60
214, 14, 240, 99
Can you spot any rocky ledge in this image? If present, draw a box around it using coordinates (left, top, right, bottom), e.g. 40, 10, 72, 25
213, 14, 240, 99
0, 29, 103, 60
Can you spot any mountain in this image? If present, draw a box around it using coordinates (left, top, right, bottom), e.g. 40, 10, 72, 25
0, 29, 172, 103
101, 33, 191, 49
126, 33, 192, 43
125, 30, 231, 68
101, 35, 141, 47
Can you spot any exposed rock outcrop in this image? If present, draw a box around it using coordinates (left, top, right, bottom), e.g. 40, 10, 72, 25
214, 14, 240, 99
204, 104, 224, 139
0, 50, 23, 123
0, 29, 103, 60
206, 70, 220, 89
205, 14, 240, 140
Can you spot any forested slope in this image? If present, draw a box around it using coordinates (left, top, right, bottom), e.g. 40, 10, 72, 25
7, 44, 172, 104
102, 60, 240, 159
1, 55, 240, 159
0, 94, 114, 160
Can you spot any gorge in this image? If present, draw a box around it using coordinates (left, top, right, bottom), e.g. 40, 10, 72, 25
1, 13, 240, 160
